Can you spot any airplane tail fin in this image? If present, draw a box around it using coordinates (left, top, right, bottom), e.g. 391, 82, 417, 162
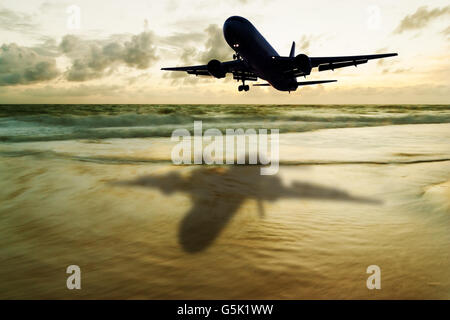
289, 41, 295, 58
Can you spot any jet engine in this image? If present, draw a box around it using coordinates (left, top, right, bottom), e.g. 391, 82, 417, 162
294, 54, 312, 75
207, 59, 226, 78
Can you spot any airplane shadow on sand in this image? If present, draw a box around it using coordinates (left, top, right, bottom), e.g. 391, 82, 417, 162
115, 165, 381, 253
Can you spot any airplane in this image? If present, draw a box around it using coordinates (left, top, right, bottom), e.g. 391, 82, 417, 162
162, 16, 398, 93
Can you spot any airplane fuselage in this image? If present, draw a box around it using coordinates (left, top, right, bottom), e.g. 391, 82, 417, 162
223, 16, 298, 91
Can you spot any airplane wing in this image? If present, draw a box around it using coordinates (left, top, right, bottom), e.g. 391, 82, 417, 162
274, 53, 397, 77
161, 64, 210, 76
161, 59, 258, 81
310, 53, 398, 71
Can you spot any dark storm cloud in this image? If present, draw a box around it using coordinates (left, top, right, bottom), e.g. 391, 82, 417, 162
0, 43, 60, 86
0, 7, 39, 33
394, 5, 450, 34
60, 32, 158, 81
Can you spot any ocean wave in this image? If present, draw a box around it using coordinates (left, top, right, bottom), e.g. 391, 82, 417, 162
0, 104, 449, 142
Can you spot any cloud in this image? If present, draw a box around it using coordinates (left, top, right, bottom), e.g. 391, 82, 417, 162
198, 24, 234, 63
0, 7, 39, 34
442, 25, 450, 40
22, 84, 122, 97
126, 72, 151, 85
394, 5, 450, 34
123, 32, 159, 68
0, 43, 60, 86
381, 67, 412, 74
0, 30, 160, 85
31, 37, 60, 57
60, 32, 158, 81
162, 68, 216, 86
161, 24, 233, 85
297, 35, 313, 54
179, 47, 199, 64
164, 24, 233, 64
39, 1, 70, 13
165, 0, 179, 12
295, 34, 325, 55
59, 34, 81, 55
159, 26, 229, 64
158, 32, 204, 47
376, 48, 389, 66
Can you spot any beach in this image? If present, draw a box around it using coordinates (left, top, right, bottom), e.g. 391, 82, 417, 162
0, 105, 449, 299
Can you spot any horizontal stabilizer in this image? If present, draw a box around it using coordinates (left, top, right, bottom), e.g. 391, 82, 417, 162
254, 80, 337, 87
297, 80, 337, 86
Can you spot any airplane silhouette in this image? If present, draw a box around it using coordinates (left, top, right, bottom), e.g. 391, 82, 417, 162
116, 166, 380, 253
162, 16, 397, 92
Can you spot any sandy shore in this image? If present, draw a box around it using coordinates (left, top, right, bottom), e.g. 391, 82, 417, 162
1, 123, 449, 299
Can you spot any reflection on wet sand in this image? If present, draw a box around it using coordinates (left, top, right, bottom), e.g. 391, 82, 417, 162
116, 166, 380, 253
1, 121, 450, 299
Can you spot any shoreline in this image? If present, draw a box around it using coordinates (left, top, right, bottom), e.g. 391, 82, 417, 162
1, 121, 449, 299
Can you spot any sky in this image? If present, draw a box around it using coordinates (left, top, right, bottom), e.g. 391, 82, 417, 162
0, 0, 449, 104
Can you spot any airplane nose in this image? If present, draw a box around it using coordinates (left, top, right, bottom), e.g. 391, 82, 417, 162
223, 18, 234, 34
223, 16, 248, 47
223, 19, 237, 44
224, 16, 244, 32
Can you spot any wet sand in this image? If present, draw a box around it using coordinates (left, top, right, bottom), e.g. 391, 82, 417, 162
0, 123, 449, 299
